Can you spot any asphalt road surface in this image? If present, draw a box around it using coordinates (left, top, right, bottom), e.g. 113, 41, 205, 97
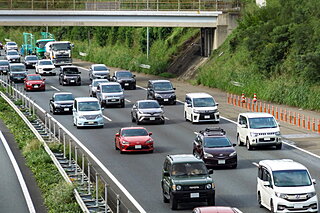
4, 57, 320, 213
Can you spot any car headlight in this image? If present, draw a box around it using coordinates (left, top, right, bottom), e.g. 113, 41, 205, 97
275, 131, 281, 136
96, 114, 103, 119
170, 94, 176, 98
275, 192, 288, 199
79, 115, 86, 120
27, 83, 32, 86
193, 109, 200, 113
307, 192, 317, 198
172, 184, 181, 191
176, 185, 182, 191
229, 151, 237, 157
250, 132, 259, 137
122, 140, 129, 145
54, 103, 61, 107
155, 93, 162, 98
206, 183, 212, 189
146, 139, 153, 144
204, 152, 213, 158
213, 109, 219, 113
63, 76, 67, 79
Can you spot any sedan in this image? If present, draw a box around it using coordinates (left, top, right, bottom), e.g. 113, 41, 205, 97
49, 92, 74, 114
6, 50, 20, 63
131, 100, 165, 124
24, 55, 38, 68
35, 59, 56, 75
193, 206, 242, 213
89, 79, 109, 97
24, 74, 45, 91
0, 60, 9, 74
115, 127, 154, 153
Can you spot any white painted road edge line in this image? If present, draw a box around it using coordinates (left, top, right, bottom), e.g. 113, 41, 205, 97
0, 131, 36, 213
50, 86, 60, 91
136, 85, 147, 90
165, 117, 170, 120
125, 99, 131, 103
103, 115, 112, 122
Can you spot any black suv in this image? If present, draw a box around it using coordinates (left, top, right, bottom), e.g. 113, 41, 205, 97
161, 154, 215, 210
112, 70, 136, 89
193, 127, 237, 168
59, 66, 81, 86
147, 80, 176, 105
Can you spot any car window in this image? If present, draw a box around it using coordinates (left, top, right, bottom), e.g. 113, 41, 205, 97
239, 115, 247, 125
10, 65, 25, 71
153, 82, 173, 91
272, 170, 312, 187
39, 60, 53, 65
55, 94, 74, 101
116, 71, 132, 78
26, 56, 38, 60
138, 101, 160, 109
93, 80, 109, 87
193, 97, 215, 107
204, 137, 232, 148
121, 129, 148, 137
185, 96, 191, 104
0, 61, 9, 66
93, 66, 108, 71
248, 117, 277, 129
7, 51, 19, 55
27, 75, 42, 81
63, 67, 79, 74
171, 163, 207, 176
78, 101, 100, 111
101, 85, 122, 93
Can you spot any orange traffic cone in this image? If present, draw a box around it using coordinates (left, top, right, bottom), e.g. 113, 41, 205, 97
241, 93, 246, 103
253, 93, 257, 103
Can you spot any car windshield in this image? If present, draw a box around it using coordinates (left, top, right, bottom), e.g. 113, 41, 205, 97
121, 129, 148, 137
78, 101, 100, 111
171, 163, 208, 176
55, 94, 74, 101
7, 42, 16, 46
116, 71, 132, 78
52, 43, 71, 50
0, 61, 9, 66
63, 67, 79, 74
93, 80, 109, 87
27, 75, 42, 81
193, 97, 215, 107
26, 56, 38, 61
101, 85, 122, 93
39, 60, 53, 65
11, 65, 25, 71
204, 137, 232, 148
273, 170, 312, 187
7, 51, 19, 55
93, 66, 108, 71
153, 82, 173, 91
36, 40, 53, 48
138, 101, 160, 109
249, 117, 277, 129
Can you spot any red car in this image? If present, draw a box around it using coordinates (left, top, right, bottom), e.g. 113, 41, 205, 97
24, 74, 46, 91
115, 127, 154, 153
193, 206, 242, 213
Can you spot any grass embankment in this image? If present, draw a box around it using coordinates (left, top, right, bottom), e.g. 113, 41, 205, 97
0, 96, 81, 212
196, 0, 320, 110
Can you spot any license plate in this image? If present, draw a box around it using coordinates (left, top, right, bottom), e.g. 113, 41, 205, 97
264, 137, 270, 141
294, 204, 303, 209
204, 115, 210, 119
70, 80, 75, 83
135, 145, 142, 149
125, 83, 129, 86
34, 85, 39, 88
111, 99, 116, 102
190, 193, 199, 198
150, 117, 155, 120
64, 108, 69, 111
164, 98, 169, 101
218, 160, 225, 164
88, 121, 94, 124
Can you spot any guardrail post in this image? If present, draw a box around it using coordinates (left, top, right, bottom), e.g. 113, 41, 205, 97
44, 112, 48, 133
63, 133, 66, 158
88, 162, 91, 194
117, 194, 120, 213
81, 153, 85, 184
75, 146, 78, 175
32, 100, 35, 116
58, 127, 61, 142
96, 173, 99, 206
69, 139, 72, 166
48, 116, 52, 140
105, 183, 108, 213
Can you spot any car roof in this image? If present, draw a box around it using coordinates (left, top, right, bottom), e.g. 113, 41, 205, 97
38, 59, 52, 62
137, 100, 159, 104
121, 127, 147, 131
7, 50, 18, 53
168, 154, 203, 163
61, 65, 78, 69
74, 97, 99, 102
194, 206, 240, 213
186, 93, 213, 98
92, 79, 109, 82
9, 63, 24, 66
99, 82, 120, 86
53, 92, 73, 96
25, 55, 37, 58
199, 127, 226, 137
27, 74, 41, 76
150, 80, 171, 83
239, 112, 274, 118
115, 70, 131, 73
0, 60, 9, 63
92, 64, 107, 67
259, 159, 307, 172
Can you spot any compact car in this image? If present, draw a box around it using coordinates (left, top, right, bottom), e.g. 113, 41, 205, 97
35, 59, 55, 75
112, 70, 136, 89
59, 65, 81, 86
89, 79, 109, 97
24, 74, 45, 91
24, 55, 38, 68
147, 80, 176, 105
6, 50, 20, 63
89, 64, 110, 80
131, 100, 165, 124
49, 92, 74, 114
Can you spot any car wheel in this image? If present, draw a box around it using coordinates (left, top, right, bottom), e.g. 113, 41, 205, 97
258, 192, 263, 208
115, 140, 119, 150
131, 113, 136, 122
237, 134, 244, 146
207, 197, 215, 206
132, 85, 136, 90
149, 149, 154, 153
52, 107, 56, 115
231, 164, 237, 169
276, 143, 282, 150
136, 116, 140, 125
184, 112, 188, 121
121, 102, 125, 108
246, 138, 252, 150
170, 194, 178, 210
163, 192, 169, 203
270, 200, 275, 213
191, 114, 195, 124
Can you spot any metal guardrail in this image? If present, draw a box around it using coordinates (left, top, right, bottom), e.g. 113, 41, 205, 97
0, 0, 241, 11
0, 73, 146, 213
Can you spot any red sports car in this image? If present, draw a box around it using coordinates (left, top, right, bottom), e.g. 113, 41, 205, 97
115, 127, 154, 153
24, 74, 46, 91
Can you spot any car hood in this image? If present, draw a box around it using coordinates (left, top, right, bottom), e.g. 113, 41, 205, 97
65, 74, 80, 77
250, 127, 280, 133
78, 111, 102, 116
117, 77, 134, 81
172, 175, 213, 185
93, 71, 109, 75
155, 90, 175, 94
38, 65, 55, 69
55, 101, 73, 105
6, 55, 20, 59
204, 146, 235, 156
193, 106, 218, 111
274, 185, 315, 194
139, 108, 163, 114
11, 71, 27, 75
103, 92, 123, 97
122, 136, 151, 143
28, 80, 44, 84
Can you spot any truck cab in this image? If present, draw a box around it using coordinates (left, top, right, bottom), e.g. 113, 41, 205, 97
45, 41, 73, 66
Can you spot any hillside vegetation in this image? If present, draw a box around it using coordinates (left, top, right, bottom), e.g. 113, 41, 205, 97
196, 0, 320, 110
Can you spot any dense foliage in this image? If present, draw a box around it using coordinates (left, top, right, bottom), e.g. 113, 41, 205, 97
197, 0, 320, 110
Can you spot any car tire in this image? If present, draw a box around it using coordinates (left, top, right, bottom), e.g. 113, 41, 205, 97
136, 116, 140, 125
132, 85, 136, 90
207, 197, 215, 206
52, 107, 56, 115
191, 114, 195, 124
258, 192, 263, 208
149, 149, 154, 153
270, 200, 275, 213
163, 193, 169, 203
246, 138, 252, 150
131, 113, 136, 122
170, 194, 178, 210
276, 143, 282, 150
115, 141, 119, 150
237, 134, 244, 146
121, 102, 125, 108
184, 112, 188, 121
231, 164, 237, 169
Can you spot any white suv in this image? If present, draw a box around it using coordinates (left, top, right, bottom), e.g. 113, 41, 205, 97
184, 93, 219, 123
257, 159, 318, 213
237, 112, 281, 150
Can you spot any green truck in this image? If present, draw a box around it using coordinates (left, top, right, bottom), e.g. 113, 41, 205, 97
21, 32, 55, 58
35, 32, 55, 58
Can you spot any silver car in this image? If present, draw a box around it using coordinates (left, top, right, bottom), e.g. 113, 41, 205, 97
6, 50, 20, 63
89, 64, 110, 80
89, 79, 109, 97
131, 100, 165, 124
96, 82, 125, 108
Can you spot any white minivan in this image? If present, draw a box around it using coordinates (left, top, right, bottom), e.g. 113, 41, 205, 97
184, 93, 219, 123
237, 112, 282, 150
73, 97, 104, 128
257, 159, 318, 213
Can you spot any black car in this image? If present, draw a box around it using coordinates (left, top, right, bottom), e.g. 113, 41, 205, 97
59, 66, 81, 86
49, 92, 74, 114
0, 60, 9, 75
24, 55, 38, 68
112, 70, 136, 89
147, 80, 176, 105
193, 127, 237, 168
8, 63, 27, 82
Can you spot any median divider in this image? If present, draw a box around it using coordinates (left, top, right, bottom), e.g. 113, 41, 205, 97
227, 93, 320, 134
0, 73, 146, 213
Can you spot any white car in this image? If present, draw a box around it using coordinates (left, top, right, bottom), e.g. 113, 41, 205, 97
184, 93, 219, 123
96, 82, 124, 108
89, 64, 110, 80
89, 79, 109, 97
35, 59, 56, 75
73, 97, 104, 128
257, 159, 318, 213
4, 41, 18, 53
237, 112, 282, 150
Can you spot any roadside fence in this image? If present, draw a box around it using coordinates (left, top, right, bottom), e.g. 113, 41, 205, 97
227, 93, 320, 134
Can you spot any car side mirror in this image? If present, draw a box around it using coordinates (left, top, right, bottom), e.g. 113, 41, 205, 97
239, 124, 247, 128
101, 107, 104, 111
23, 78, 26, 81
216, 103, 219, 106
72, 108, 76, 112
43, 78, 46, 81
312, 179, 316, 185
97, 89, 100, 92
208, 169, 214, 175
233, 143, 236, 147
115, 133, 120, 137
173, 88, 176, 90
79, 71, 81, 74
163, 171, 169, 177
50, 98, 53, 102
89, 84, 92, 87
133, 105, 137, 109
133, 75, 136, 78
149, 132, 152, 136
187, 103, 192, 107
277, 122, 281, 127
160, 105, 164, 108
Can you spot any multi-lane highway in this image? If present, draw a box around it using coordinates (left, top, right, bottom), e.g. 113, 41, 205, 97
4, 58, 320, 213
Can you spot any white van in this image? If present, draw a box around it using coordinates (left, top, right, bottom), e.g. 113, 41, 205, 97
257, 159, 318, 213
237, 112, 282, 150
184, 93, 219, 123
73, 97, 104, 128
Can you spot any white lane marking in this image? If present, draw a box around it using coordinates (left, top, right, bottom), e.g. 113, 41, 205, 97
78, 66, 89, 71
103, 115, 112, 122
194, 132, 198, 135
136, 85, 147, 90
252, 162, 259, 167
165, 117, 169, 120
50, 86, 60, 91
0, 131, 36, 213
125, 99, 131, 103
177, 100, 184, 104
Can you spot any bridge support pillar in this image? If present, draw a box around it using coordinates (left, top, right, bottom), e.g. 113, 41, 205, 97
200, 27, 214, 57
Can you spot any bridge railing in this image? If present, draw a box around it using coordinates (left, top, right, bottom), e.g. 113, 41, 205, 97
0, 0, 241, 11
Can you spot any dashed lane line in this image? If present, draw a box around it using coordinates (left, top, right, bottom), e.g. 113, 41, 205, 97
165, 117, 170, 120
103, 115, 112, 122
50, 86, 60, 91
125, 99, 131, 103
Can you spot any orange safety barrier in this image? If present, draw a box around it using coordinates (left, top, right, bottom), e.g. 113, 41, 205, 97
264, 103, 266, 113
307, 116, 310, 130
280, 108, 283, 121
256, 102, 259, 112
272, 106, 275, 116
284, 109, 287, 122
253, 93, 257, 103
268, 104, 270, 114
289, 111, 292, 124
238, 96, 241, 107
298, 113, 300, 127
318, 119, 320, 134
312, 118, 316, 132
294, 112, 297, 125
276, 107, 278, 120
233, 95, 237, 106
260, 102, 262, 112
302, 115, 305, 128
227, 93, 230, 104
247, 99, 251, 110
252, 101, 255, 112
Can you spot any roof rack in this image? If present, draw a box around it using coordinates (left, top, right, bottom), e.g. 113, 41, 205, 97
199, 127, 226, 135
